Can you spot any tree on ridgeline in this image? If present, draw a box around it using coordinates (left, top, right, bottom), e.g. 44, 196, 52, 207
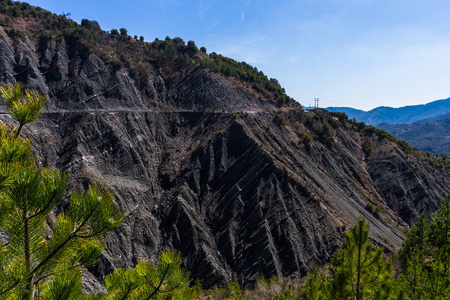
119, 28, 127, 37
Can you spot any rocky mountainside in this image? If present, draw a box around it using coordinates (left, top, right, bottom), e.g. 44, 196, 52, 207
327, 98, 450, 125
1, 3, 450, 289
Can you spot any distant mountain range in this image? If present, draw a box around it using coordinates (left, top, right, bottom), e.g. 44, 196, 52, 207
327, 99, 450, 155
377, 119, 450, 156
327, 98, 450, 125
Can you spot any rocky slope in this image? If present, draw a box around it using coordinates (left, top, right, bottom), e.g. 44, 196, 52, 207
1, 8, 450, 288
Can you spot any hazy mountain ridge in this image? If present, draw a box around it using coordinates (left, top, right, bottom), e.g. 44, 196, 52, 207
327, 98, 450, 125
327, 99, 450, 155
0, 2, 450, 289
414, 112, 450, 124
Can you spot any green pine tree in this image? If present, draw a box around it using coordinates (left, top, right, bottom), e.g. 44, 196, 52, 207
397, 215, 428, 300
327, 217, 395, 300
398, 195, 450, 299
104, 249, 201, 299
300, 271, 326, 300
398, 214, 428, 266
428, 194, 450, 265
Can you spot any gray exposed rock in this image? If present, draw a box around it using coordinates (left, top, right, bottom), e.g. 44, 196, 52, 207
1, 28, 449, 289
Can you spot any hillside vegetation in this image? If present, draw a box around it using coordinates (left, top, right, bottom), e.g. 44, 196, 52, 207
378, 118, 450, 156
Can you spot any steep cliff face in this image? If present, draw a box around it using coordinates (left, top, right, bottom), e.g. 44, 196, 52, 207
0, 31, 268, 113
1, 18, 450, 288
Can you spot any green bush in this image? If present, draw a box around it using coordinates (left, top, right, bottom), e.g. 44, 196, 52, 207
62, 27, 94, 41
362, 139, 373, 155
80, 18, 91, 27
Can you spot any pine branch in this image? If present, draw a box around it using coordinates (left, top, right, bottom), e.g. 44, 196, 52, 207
30, 203, 99, 276
360, 265, 382, 286
33, 271, 55, 285
15, 123, 24, 138
0, 279, 19, 296
145, 264, 171, 300
75, 223, 110, 239
23, 183, 33, 300
28, 189, 58, 220
118, 288, 132, 300
143, 273, 160, 290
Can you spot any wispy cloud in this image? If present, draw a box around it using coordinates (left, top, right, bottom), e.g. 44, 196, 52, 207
241, 0, 251, 23
159, 0, 181, 13
198, 0, 213, 18
215, 34, 271, 65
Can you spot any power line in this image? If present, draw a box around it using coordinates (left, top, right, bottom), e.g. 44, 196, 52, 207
319, 98, 374, 109
302, 98, 375, 110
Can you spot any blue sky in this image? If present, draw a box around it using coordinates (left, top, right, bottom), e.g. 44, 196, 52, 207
24, 0, 450, 110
